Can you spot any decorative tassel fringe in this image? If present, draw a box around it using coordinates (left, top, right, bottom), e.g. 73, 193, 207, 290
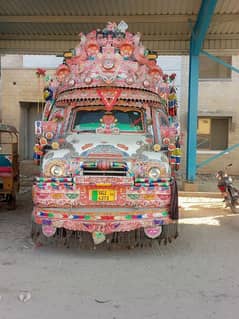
31, 222, 178, 249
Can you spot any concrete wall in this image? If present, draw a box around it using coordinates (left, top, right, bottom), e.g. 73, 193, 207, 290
1, 54, 239, 175
1, 56, 55, 129
0, 55, 56, 159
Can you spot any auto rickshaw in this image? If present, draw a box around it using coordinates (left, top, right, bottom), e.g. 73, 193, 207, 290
0, 124, 19, 209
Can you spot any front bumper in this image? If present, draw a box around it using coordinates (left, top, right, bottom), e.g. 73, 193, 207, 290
33, 175, 171, 208
33, 206, 174, 234
32, 175, 175, 234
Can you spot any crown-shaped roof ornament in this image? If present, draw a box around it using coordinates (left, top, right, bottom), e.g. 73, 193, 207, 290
54, 22, 176, 100
117, 21, 128, 33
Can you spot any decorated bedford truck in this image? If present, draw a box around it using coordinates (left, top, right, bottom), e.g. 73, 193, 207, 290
31, 22, 181, 248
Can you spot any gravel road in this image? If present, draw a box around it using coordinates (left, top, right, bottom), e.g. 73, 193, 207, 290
0, 191, 239, 319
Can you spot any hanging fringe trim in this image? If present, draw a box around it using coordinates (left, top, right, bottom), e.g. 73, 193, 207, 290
31, 222, 178, 249
169, 178, 179, 220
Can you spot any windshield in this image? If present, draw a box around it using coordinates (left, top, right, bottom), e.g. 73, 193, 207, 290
72, 108, 144, 132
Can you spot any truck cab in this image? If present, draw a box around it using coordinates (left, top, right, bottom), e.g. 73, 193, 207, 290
31, 22, 181, 248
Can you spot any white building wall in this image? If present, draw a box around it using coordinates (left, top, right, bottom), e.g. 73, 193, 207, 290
1, 54, 239, 176
157, 56, 182, 107
180, 55, 239, 177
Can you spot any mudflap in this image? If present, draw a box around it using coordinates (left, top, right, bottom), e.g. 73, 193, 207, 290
7, 192, 17, 210
31, 221, 178, 249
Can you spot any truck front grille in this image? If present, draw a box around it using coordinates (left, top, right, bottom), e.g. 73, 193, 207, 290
81, 160, 128, 176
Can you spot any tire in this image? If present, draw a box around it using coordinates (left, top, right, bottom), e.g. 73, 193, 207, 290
231, 203, 239, 214
31, 221, 50, 245
7, 192, 16, 210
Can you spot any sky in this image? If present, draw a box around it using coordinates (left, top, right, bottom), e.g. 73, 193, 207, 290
23, 55, 63, 68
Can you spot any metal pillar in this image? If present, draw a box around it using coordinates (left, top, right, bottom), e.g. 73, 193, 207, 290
186, 0, 218, 182
186, 45, 199, 181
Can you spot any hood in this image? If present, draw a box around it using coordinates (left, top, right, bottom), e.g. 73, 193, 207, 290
42, 132, 171, 177
65, 133, 147, 159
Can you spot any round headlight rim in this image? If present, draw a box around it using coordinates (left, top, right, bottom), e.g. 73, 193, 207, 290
148, 167, 161, 181
50, 164, 64, 177
44, 159, 67, 178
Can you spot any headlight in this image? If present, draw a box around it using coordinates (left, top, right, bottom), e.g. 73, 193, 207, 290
148, 167, 161, 181
50, 165, 64, 177
44, 159, 66, 177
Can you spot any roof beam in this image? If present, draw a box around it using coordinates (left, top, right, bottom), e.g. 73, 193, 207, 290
0, 14, 197, 24
0, 13, 237, 24
0, 33, 191, 41
2, 40, 239, 56
2, 33, 239, 42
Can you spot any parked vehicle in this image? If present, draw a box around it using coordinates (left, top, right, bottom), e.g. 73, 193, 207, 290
31, 22, 182, 248
216, 164, 239, 213
0, 124, 19, 210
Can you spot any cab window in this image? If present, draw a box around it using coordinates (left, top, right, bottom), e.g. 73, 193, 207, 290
72, 108, 144, 132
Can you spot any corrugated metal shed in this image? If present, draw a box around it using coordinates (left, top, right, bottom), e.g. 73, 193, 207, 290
0, 0, 239, 54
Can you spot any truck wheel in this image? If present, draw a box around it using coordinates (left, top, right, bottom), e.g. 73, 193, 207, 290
31, 221, 50, 245
156, 223, 178, 245
7, 193, 16, 210
31, 221, 40, 243
231, 204, 239, 214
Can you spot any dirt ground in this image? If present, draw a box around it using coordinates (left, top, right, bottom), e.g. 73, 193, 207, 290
0, 184, 239, 319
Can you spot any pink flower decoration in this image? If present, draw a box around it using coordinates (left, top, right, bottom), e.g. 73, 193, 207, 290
169, 73, 176, 81
36, 68, 46, 77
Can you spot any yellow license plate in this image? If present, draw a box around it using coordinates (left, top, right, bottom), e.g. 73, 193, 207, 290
142, 194, 156, 200
91, 189, 116, 201
52, 193, 63, 199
